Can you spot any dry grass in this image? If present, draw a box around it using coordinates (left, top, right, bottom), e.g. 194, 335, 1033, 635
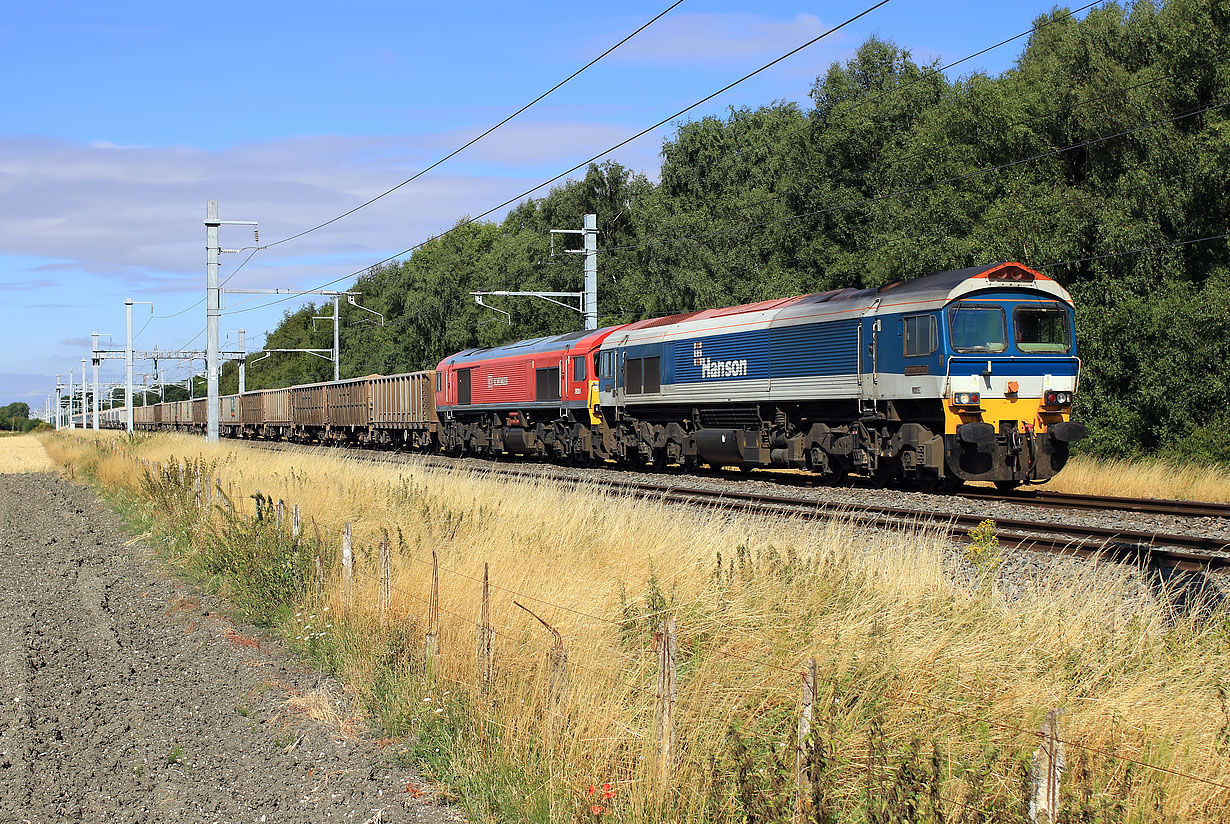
1039, 453, 1230, 502
0, 433, 55, 474
42, 430, 1230, 822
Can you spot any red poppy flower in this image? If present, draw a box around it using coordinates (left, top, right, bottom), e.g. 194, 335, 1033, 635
590, 804, 604, 816
587, 784, 596, 796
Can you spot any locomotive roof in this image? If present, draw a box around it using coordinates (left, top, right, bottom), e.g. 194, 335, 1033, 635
617, 262, 1070, 335
443, 325, 620, 366
440, 263, 1070, 365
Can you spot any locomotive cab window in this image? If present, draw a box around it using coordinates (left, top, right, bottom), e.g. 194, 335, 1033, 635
1014, 305, 1071, 353
572, 355, 587, 382
904, 314, 937, 357
947, 303, 1007, 354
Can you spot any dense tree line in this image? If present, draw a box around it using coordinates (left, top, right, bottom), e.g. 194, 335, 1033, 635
0, 402, 41, 432
232, 0, 1230, 463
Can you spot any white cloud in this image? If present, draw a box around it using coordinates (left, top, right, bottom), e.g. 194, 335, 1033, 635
0, 115, 666, 382
0, 118, 658, 293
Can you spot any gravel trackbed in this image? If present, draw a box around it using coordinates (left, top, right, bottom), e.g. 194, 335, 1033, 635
0, 473, 457, 823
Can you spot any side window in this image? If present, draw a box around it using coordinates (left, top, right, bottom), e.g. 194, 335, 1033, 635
642, 356, 660, 393
904, 314, 937, 357
572, 355, 587, 382
434, 371, 441, 392
593, 352, 600, 378
626, 358, 643, 394
536, 367, 561, 402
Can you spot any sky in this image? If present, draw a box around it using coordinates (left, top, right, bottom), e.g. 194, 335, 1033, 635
0, 0, 1094, 415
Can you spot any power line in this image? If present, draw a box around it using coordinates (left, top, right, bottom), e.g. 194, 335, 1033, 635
1038, 231, 1230, 269
151, 248, 262, 321
261, 0, 689, 251
640, 53, 1211, 233
600, 98, 1229, 254
662, 0, 1108, 196
220, 0, 896, 318
596, 229, 1230, 323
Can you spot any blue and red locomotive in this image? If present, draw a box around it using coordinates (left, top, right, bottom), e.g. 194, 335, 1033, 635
435, 261, 1085, 488
98, 261, 1085, 489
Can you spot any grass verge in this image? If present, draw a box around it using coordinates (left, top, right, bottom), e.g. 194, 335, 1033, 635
41, 430, 1230, 823
1035, 453, 1230, 502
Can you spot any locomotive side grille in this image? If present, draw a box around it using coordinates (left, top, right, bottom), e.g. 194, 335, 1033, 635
699, 405, 761, 428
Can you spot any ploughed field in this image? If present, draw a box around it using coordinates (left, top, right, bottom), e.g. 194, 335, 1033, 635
0, 470, 453, 822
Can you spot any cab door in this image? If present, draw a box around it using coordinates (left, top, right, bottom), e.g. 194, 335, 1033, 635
858, 300, 882, 402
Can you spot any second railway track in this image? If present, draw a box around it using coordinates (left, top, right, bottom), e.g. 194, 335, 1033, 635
236, 440, 1230, 573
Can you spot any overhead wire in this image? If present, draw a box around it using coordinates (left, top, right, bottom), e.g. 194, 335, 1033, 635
639, 0, 1108, 201
262, 0, 689, 250
219, 0, 897, 318
619, 54, 1214, 238
598, 98, 1230, 254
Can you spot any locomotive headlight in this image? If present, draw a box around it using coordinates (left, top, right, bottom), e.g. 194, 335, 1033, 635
1044, 390, 1073, 407
953, 392, 981, 406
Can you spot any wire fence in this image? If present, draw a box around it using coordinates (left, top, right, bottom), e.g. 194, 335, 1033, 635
96, 441, 1230, 823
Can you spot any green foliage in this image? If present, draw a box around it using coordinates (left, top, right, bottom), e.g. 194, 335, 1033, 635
0, 401, 40, 432
244, 2, 1230, 463
965, 519, 1003, 574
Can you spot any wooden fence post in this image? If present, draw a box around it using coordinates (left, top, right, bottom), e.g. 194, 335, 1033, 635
276, 499, 285, 532
378, 534, 391, 624
1030, 709, 1066, 824
341, 522, 353, 605
795, 657, 818, 823
204, 476, 212, 508
291, 504, 301, 539
514, 600, 567, 726
656, 616, 677, 783
424, 550, 439, 677
476, 562, 494, 693
193, 466, 202, 509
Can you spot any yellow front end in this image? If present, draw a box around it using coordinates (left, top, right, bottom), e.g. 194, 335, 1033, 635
943, 396, 1071, 436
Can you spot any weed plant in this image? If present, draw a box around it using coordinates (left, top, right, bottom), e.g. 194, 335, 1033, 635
40, 431, 1230, 823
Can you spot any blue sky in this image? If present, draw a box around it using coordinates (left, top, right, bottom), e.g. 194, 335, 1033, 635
0, 0, 1093, 413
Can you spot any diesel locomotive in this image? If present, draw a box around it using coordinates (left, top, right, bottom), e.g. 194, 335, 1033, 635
95, 262, 1085, 489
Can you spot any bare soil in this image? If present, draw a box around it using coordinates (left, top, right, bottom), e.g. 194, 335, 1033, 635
0, 473, 458, 823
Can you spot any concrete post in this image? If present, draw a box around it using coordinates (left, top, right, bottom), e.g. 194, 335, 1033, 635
205, 200, 220, 443
237, 328, 246, 394
583, 213, 597, 331
54, 376, 61, 430
68, 367, 74, 429
91, 333, 100, 431
125, 299, 134, 433
332, 296, 340, 382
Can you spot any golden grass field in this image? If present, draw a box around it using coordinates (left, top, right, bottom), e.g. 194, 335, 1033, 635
0, 433, 55, 474
41, 431, 1230, 822
1033, 453, 1230, 502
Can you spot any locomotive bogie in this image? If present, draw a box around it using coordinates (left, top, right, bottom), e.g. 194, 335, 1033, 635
91, 263, 1085, 490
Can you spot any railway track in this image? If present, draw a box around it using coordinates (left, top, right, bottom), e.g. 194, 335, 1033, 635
238, 440, 1230, 573
689, 466, 1230, 520
957, 488, 1230, 520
